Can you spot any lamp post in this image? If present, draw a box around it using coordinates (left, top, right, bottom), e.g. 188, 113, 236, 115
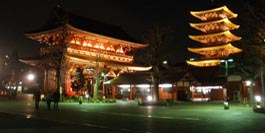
246, 80, 254, 106
102, 72, 108, 99
261, 38, 265, 98
221, 59, 233, 103
221, 59, 234, 77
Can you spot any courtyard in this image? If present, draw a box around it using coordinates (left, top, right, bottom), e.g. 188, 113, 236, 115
0, 94, 264, 133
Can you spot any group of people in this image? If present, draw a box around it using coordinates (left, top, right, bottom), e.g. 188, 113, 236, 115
33, 90, 60, 110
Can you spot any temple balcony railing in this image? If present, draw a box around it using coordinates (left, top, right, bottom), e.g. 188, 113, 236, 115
40, 43, 134, 63
68, 44, 133, 59
40, 45, 62, 55
67, 47, 134, 63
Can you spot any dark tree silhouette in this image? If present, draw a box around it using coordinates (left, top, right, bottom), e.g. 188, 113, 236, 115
138, 25, 172, 102
71, 67, 86, 93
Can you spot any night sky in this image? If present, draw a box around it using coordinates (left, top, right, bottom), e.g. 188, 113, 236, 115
0, 0, 242, 63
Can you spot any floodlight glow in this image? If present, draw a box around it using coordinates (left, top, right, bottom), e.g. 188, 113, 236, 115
159, 84, 172, 88
118, 84, 130, 88
246, 80, 252, 86
26, 114, 32, 119
147, 95, 153, 101
221, 59, 233, 62
27, 74, 35, 81
136, 84, 150, 88
86, 68, 94, 71
228, 59, 233, 62
255, 95, 261, 102
85, 94, 89, 98
147, 89, 150, 92
104, 80, 110, 84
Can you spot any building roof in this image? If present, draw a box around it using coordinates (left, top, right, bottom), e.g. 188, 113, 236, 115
190, 5, 237, 21
26, 5, 142, 44
106, 70, 187, 85
189, 30, 241, 45
188, 43, 242, 58
106, 72, 152, 85
189, 18, 239, 33
187, 59, 221, 67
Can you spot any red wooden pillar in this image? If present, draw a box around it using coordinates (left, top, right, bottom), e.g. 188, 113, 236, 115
112, 86, 116, 99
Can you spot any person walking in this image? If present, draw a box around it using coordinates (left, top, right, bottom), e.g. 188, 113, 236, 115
53, 91, 60, 110
45, 91, 52, 110
33, 90, 41, 110
78, 94, 83, 105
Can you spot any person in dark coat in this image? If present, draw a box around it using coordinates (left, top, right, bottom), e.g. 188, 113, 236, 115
45, 91, 52, 110
33, 90, 41, 109
53, 91, 60, 110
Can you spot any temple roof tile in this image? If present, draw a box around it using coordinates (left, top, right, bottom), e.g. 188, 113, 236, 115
189, 31, 241, 45
190, 18, 239, 33
190, 6, 237, 21
25, 6, 145, 46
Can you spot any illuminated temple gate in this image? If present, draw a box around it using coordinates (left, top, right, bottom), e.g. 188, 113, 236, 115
20, 6, 151, 99
186, 6, 243, 101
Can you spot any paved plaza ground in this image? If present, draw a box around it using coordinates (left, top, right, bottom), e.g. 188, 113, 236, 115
0, 94, 265, 133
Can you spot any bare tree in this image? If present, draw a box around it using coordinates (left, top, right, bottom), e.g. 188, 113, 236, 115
139, 25, 172, 102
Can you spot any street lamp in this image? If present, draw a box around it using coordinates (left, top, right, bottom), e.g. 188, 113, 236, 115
27, 73, 35, 81
245, 80, 254, 106
28, 73, 35, 90
221, 59, 233, 77
261, 38, 265, 98
102, 72, 108, 99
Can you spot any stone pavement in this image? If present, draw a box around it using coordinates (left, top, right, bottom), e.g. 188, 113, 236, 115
1, 94, 265, 133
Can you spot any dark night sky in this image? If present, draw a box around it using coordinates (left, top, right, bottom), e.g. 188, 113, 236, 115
0, 0, 242, 63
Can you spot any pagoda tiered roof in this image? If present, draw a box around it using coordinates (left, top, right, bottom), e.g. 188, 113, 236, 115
187, 5, 242, 67
190, 6, 237, 21
188, 43, 242, 58
190, 18, 239, 33
189, 31, 241, 45
186, 59, 221, 67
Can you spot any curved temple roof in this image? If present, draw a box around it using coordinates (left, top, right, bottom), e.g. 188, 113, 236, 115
189, 31, 241, 45
188, 43, 242, 58
190, 18, 239, 33
25, 6, 146, 46
186, 59, 221, 67
190, 5, 237, 21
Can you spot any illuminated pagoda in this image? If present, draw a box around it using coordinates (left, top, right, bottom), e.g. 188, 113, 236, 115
20, 6, 151, 98
187, 5, 242, 67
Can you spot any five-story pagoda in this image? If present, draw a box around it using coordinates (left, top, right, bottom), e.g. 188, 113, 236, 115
187, 5, 242, 67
